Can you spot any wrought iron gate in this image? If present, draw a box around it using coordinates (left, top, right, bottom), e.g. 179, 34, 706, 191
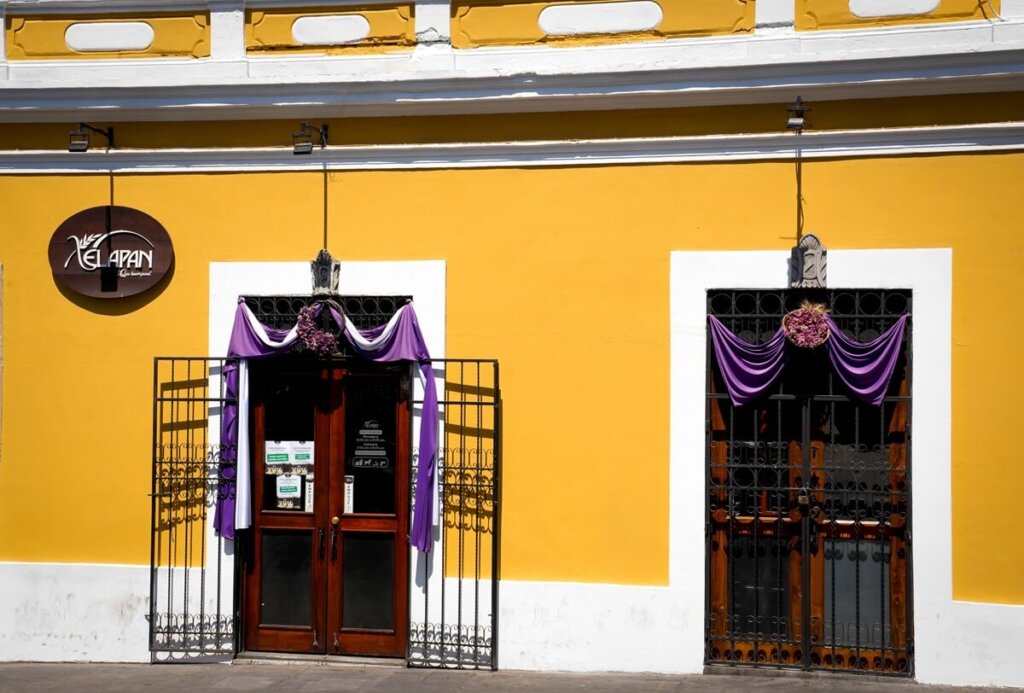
150, 357, 237, 660
149, 355, 501, 667
705, 290, 912, 675
408, 359, 501, 670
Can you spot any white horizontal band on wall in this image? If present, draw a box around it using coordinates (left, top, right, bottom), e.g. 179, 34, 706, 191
291, 15, 371, 45
850, 0, 941, 17
2, 123, 1024, 173
3, 17, 1024, 121
538, 1, 663, 36
65, 22, 154, 52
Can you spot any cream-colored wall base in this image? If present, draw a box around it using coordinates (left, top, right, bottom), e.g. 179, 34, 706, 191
0, 562, 150, 662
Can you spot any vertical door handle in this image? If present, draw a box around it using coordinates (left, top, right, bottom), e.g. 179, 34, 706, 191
318, 528, 325, 560
330, 516, 339, 560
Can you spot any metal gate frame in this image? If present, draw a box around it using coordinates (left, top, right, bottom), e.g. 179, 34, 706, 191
149, 357, 238, 660
704, 289, 913, 676
149, 355, 502, 668
408, 359, 502, 670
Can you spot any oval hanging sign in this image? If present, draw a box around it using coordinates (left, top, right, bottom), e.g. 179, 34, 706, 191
48, 205, 174, 299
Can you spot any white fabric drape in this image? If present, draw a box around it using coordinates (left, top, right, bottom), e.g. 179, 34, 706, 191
234, 360, 251, 531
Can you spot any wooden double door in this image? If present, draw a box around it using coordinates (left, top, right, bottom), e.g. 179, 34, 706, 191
243, 361, 410, 657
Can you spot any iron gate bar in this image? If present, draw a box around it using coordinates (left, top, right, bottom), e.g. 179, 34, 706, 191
705, 290, 912, 676
408, 359, 501, 670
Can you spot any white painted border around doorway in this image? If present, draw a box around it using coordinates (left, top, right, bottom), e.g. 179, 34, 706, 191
208, 259, 447, 658
670, 248, 1023, 688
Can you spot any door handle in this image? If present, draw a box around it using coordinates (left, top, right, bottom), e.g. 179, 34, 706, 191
330, 516, 339, 560
318, 527, 325, 560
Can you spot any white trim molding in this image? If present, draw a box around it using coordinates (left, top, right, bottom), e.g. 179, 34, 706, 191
63, 21, 155, 52
2, 17, 1024, 120
291, 15, 371, 46
668, 248, 1024, 688
210, 1, 245, 62
756, 0, 796, 30
3, 122, 1024, 173
538, 1, 663, 37
851, 0, 940, 18
414, 0, 450, 44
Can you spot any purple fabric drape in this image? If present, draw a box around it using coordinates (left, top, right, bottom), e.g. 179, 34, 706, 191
707, 313, 909, 408
824, 314, 908, 407
708, 316, 788, 406
213, 304, 303, 539
212, 300, 439, 552
213, 362, 239, 538
327, 304, 439, 553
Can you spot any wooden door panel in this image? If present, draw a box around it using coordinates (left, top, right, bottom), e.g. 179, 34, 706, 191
327, 371, 410, 657
243, 363, 411, 658
244, 367, 329, 654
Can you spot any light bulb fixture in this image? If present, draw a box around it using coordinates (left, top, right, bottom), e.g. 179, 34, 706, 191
787, 97, 810, 132
292, 123, 329, 155
68, 123, 114, 153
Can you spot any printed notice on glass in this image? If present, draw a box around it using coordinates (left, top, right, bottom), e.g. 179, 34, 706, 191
276, 474, 301, 498
265, 441, 290, 475
352, 419, 389, 470
291, 440, 314, 470
276, 473, 302, 510
344, 475, 355, 514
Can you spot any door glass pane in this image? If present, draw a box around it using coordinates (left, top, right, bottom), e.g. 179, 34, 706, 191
731, 535, 790, 640
261, 531, 312, 626
342, 532, 394, 630
262, 375, 317, 512
825, 537, 891, 649
344, 377, 397, 515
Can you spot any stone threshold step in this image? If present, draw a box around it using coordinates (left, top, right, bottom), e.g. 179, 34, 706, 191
233, 652, 405, 669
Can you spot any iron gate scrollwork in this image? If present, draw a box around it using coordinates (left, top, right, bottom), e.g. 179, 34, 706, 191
705, 290, 912, 676
408, 359, 501, 670
150, 357, 238, 659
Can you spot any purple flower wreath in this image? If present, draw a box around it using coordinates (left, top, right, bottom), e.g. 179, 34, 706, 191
782, 301, 830, 348
296, 305, 338, 356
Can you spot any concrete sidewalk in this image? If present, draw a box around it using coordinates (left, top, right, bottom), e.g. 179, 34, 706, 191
0, 662, 1010, 693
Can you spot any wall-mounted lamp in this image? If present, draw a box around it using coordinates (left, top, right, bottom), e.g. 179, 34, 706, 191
787, 97, 810, 133
292, 123, 329, 155
69, 123, 114, 153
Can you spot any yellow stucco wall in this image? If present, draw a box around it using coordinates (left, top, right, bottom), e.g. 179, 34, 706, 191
0, 151, 1022, 604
